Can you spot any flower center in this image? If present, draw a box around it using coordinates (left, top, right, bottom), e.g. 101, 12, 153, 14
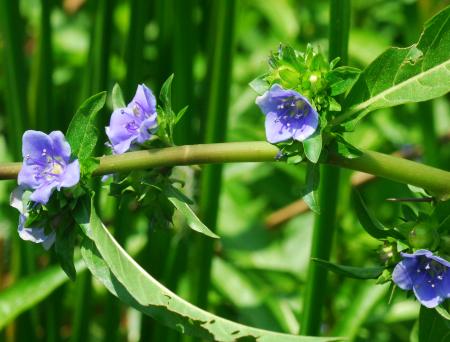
416, 257, 448, 287
51, 163, 63, 175
126, 121, 139, 132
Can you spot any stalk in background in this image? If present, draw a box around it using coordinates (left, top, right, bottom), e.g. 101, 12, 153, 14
188, 0, 236, 313
300, 0, 351, 335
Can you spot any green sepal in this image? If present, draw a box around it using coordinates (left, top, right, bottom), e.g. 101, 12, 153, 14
303, 131, 322, 163
249, 74, 270, 95
111, 83, 126, 109
312, 258, 385, 279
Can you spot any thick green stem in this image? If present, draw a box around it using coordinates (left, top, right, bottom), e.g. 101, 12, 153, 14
1, 142, 450, 198
300, 1, 351, 335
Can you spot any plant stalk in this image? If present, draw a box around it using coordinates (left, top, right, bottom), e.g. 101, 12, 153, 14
1, 142, 450, 198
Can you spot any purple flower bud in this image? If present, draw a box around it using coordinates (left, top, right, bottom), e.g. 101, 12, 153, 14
10, 187, 55, 250
392, 249, 450, 308
106, 84, 158, 154
256, 84, 319, 144
18, 130, 80, 204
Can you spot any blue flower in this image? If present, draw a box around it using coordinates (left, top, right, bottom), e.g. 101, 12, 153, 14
256, 84, 319, 143
10, 187, 55, 250
392, 249, 450, 308
106, 84, 158, 154
18, 130, 80, 205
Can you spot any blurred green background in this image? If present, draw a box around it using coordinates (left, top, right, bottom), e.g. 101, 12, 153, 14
0, 0, 450, 341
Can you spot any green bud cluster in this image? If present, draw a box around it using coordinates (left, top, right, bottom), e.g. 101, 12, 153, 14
259, 44, 359, 115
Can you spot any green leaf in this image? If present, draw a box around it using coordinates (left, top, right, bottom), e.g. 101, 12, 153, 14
160, 74, 174, 113
419, 305, 450, 342
111, 83, 126, 109
54, 224, 77, 281
326, 66, 360, 96
436, 305, 450, 321
343, 6, 450, 122
66, 92, 107, 161
175, 105, 189, 124
401, 204, 418, 221
301, 163, 320, 214
164, 185, 219, 239
353, 191, 404, 240
333, 136, 362, 159
303, 132, 322, 163
76, 198, 338, 342
312, 258, 384, 279
0, 261, 86, 330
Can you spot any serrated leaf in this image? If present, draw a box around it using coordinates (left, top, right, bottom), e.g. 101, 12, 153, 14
0, 261, 85, 330
353, 191, 404, 240
66, 92, 107, 160
303, 132, 322, 163
302, 163, 320, 214
112, 83, 126, 109
164, 185, 219, 239
312, 258, 384, 279
343, 6, 450, 122
76, 198, 339, 342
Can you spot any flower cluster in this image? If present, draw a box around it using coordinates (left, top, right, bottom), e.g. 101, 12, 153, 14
106, 84, 157, 154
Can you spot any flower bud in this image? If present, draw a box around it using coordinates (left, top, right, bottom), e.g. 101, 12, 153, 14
408, 222, 439, 249
277, 66, 300, 89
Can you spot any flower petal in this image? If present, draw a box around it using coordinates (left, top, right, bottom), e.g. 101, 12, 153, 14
18, 214, 55, 250
22, 130, 53, 161
18, 164, 41, 189
392, 258, 418, 290
256, 84, 299, 114
59, 160, 80, 189
265, 112, 294, 143
49, 131, 72, 161
136, 116, 157, 143
29, 183, 57, 204
292, 108, 319, 142
106, 108, 139, 153
10, 187, 25, 214
130, 84, 156, 115
413, 279, 444, 308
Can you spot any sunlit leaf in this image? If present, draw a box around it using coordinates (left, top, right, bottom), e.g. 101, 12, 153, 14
343, 6, 450, 123
76, 197, 338, 341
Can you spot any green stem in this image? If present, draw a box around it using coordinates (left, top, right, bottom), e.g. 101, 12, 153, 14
1, 142, 450, 198
301, 0, 350, 335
